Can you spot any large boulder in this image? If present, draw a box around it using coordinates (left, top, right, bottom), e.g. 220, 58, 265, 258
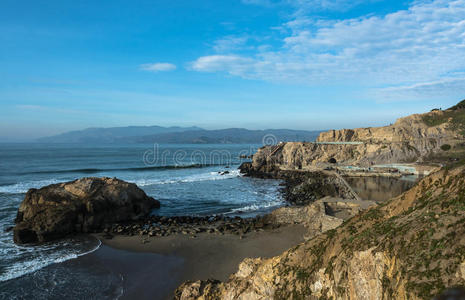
13, 177, 160, 244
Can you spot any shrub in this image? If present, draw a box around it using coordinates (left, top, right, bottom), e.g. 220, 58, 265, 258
441, 144, 451, 151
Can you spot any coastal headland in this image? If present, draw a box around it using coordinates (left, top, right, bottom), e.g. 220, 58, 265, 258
11, 100, 465, 299
175, 100, 465, 299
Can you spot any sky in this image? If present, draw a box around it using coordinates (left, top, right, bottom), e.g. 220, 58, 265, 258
1, 0, 464, 141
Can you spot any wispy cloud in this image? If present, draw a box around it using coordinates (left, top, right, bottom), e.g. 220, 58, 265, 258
190, 55, 255, 75
192, 0, 465, 99
213, 35, 249, 53
298, 0, 383, 12
242, 0, 379, 12
140, 62, 177, 72
372, 77, 465, 102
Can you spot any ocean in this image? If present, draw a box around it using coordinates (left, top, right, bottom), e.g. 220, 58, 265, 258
0, 143, 284, 298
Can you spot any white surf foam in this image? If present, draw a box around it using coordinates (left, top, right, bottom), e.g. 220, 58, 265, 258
0, 179, 65, 194
0, 238, 101, 282
228, 195, 285, 214
0, 169, 242, 193
133, 169, 242, 187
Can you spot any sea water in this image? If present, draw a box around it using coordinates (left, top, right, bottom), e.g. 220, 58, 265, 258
0, 143, 284, 297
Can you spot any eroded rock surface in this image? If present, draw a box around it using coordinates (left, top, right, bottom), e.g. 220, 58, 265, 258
249, 103, 465, 169
13, 177, 159, 244
264, 197, 374, 239
239, 165, 359, 205
175, 166, 465, 299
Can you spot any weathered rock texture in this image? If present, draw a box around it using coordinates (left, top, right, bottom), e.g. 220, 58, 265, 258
175, 165, 465, 299
239, 165, 359, 205
250, 102, 465, 169
13, 177, 159, 244
264, 197, 375, 240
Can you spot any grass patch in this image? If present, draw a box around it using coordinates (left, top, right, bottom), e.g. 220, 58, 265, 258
422, 106, 465, 135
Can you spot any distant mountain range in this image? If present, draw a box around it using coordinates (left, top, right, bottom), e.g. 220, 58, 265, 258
37, 126, 321, 144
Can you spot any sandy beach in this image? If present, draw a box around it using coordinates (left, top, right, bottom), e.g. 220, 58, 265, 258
83, 224, 306, 299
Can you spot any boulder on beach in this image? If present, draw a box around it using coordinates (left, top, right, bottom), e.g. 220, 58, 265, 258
13, 177, 160, 244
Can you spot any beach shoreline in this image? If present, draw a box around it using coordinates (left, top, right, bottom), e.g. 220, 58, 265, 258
85, 224, 306, 299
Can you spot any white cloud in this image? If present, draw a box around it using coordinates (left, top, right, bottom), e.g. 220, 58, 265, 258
191, 0, 465, 97
242, 0, 378, 11
140, 62, 177, 72
372, 77, 465, 102
213, 36, 249, 53
190, 55, 256, 75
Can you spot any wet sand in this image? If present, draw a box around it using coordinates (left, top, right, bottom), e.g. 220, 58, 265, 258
83, 224, 306, 299
63, 244, 184, 300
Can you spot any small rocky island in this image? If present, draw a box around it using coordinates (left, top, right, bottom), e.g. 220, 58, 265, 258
13, 177, 160, 244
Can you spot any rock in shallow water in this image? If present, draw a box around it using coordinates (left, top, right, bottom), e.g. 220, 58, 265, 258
13, 177, 160, 244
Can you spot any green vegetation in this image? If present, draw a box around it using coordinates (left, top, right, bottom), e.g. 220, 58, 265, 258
448, 99, 465, 111
289, 166, 465, 300
345, 170, 465, 298
228, 165, 465, 300
441, 144, 451, 151
426, 142, 465, 168
422, 102, 465, 135
445, 158, 465, 170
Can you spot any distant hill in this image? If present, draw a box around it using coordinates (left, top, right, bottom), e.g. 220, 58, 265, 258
37, 126, 203, 143
38, 126, 321, 144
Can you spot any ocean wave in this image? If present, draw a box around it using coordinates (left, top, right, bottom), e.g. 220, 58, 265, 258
228, 197, 285, 214
0, 169, 241, 194
134, 169, 242, 186
0, 237, 101, 282
0, 179, 65, 194
20, 163, 226, 175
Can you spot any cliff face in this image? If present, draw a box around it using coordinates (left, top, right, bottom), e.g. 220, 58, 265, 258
317, 111, 455, 143
251, 104, 465, 168
176, 165, 465, 299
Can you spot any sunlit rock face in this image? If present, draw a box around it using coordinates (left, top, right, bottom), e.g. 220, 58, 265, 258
13, 177, 160, 244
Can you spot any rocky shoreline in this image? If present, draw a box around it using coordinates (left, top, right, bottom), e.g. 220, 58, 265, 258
10, 154, 403, 300
174, 164, 465, 300
100, 163, 372, 243
13, 159, 371, 246
9, 100, 465, 299
102, 214, 280, 241
173, 100, 465, 300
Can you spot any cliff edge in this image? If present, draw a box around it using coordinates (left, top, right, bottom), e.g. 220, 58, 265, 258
251, 100, 465, 169
175, 100, 465, 299
176, 164, 465, 299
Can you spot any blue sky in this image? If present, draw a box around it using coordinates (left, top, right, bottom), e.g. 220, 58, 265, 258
1, 0, 464, 140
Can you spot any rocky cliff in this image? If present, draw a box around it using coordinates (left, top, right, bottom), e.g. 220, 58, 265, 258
251, 100, 465, 168
175, 165, 465, 299
14, 177, 160, 244
239, 164, 360, 204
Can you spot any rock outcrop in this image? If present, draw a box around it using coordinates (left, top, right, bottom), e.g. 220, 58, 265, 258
175, 165, 465, 299
264, 197, 375, 240
249, 101, 465, 169
239, 164, 359, 205
13, 177, 160, 244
